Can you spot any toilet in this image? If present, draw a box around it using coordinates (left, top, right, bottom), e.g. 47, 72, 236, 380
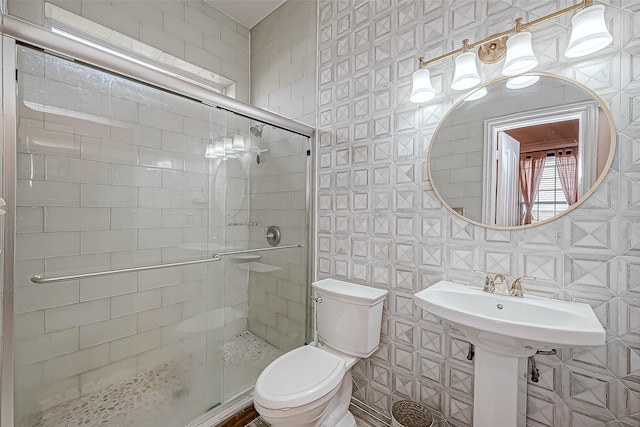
253, 278, 388, 427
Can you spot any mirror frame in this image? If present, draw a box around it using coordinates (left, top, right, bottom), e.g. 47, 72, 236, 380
427, 72, 617, 230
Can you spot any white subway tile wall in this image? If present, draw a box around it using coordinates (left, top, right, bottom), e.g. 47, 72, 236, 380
13, 45, 226, 424
250, 0, 317, 127
7, 0, 251, 103
247, 0, 316, 353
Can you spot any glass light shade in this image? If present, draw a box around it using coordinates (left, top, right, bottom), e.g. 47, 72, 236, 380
232, 134, 245, 150
565, 5, 612, 58
410, 69, 436, 103
451, 51, 481, 91
506, 75, 540, 89
463, 86, 487, 102
502, 32, 538, 76
224, 137, 233, 153
213, 141, 225, 156
205, 143, 216, 158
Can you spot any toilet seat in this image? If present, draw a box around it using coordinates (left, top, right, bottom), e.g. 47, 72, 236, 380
254, 345, 346, 410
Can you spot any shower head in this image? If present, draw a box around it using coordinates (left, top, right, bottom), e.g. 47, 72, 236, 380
250, 124, 265, 138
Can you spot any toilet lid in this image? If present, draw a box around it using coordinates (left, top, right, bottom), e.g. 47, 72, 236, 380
254, 345, 346, 410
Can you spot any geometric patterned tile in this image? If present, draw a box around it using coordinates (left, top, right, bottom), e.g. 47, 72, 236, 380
317, 0, 639, 425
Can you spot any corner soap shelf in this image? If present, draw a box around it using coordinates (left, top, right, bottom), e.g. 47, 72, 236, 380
236, 262, 283, 273
229, 254, 261, 260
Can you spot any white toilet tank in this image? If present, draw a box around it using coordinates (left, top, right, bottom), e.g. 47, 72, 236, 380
312, 279, 388, 358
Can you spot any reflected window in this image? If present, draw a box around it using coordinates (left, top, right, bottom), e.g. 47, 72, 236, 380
525, 155, 570, 224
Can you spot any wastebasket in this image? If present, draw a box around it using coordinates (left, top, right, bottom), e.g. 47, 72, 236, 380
391, 400, 434, 427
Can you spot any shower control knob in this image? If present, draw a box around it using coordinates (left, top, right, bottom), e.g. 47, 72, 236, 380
265, 225, 281, 246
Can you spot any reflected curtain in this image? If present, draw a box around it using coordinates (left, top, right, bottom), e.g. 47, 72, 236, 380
519, 152, 547, 225
555, 150, 578, 205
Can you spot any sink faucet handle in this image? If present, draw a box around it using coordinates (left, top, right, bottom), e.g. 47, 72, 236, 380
474, 270, 495, 293
509, 276, 536, 298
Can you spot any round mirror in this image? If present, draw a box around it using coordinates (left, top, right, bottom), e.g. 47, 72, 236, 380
428, 73, 616, 229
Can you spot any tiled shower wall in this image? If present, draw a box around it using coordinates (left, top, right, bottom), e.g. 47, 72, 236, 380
7, 0, 251, 102
250, 0, 318, 126
316, 0, 640, 425
247, 0, 317, 352
13, 45, 228, 422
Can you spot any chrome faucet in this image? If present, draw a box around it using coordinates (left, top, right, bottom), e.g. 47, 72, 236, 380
475, 271, 535, 297
509, 276, 536, 298
475, 271, 507, 294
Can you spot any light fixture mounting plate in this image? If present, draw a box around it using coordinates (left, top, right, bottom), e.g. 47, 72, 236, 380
478, 36, 508, 64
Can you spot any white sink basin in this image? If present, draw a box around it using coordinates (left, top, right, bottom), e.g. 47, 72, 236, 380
414, 281, 605, 357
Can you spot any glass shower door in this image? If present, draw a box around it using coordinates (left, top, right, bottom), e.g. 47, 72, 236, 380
13, 44, 224, 427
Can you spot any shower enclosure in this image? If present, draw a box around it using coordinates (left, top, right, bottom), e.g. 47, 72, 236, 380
0, 16, 313, 427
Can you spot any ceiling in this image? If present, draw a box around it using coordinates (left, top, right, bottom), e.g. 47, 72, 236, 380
505, 119, 579, 153
205, 0, 288, 29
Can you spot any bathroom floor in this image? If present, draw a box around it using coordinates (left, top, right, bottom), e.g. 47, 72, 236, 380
24, 332, 281, 427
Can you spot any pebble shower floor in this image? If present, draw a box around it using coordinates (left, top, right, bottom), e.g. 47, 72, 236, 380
25, 332, 282, 427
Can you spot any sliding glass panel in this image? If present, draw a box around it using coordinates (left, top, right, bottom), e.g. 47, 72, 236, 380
220, 115, 310, 397
13, 44, 222, 427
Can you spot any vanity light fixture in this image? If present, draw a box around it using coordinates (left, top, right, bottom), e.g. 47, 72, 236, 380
451, 40, 482, 91
565, 5, 613, 57
410, 0, 612, 103
409, 66, 436, 103
501, 30, 537, 76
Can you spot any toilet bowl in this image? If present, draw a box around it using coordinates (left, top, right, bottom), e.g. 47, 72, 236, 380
254, 345, 356, 427
253, 279, 387, 427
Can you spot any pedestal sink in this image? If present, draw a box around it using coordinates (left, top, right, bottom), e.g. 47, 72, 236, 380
414, 281, 605, 427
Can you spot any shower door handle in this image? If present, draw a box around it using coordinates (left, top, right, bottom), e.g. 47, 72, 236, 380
0, 198, 5, 254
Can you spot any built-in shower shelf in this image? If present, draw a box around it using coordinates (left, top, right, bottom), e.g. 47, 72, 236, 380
236, 262, 282, 273
230, 254, 261, 260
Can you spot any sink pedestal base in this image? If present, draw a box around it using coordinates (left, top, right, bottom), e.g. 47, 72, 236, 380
473, 347, 527, 426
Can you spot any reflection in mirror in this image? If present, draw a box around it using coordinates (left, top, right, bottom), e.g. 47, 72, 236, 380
429, 74, 615, 229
